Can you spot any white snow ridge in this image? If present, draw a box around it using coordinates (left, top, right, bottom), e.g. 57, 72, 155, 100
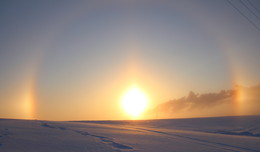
0, 116, 260, 152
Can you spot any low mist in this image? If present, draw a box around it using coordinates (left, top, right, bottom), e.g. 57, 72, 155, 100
148, 84, 260, 119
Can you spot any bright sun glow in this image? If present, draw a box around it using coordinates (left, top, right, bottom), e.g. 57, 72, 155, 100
122, 87, 148, 119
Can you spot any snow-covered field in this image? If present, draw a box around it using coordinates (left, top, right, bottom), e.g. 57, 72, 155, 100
0, 116, 260, 152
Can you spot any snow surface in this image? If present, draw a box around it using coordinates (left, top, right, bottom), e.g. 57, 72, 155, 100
0, 116, 260, 152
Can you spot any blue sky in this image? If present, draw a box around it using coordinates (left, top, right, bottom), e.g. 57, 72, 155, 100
0, 0, 260, 120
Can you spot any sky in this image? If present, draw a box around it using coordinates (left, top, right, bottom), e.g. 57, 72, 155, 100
0, 0, 260, 120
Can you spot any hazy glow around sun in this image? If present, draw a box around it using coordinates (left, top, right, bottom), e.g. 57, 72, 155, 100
122, 86, 148, 119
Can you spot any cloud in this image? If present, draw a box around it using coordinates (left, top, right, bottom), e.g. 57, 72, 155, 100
148, 84, 260, 119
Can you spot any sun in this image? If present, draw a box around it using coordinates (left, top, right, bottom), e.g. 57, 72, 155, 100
121, 86, 148, 119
